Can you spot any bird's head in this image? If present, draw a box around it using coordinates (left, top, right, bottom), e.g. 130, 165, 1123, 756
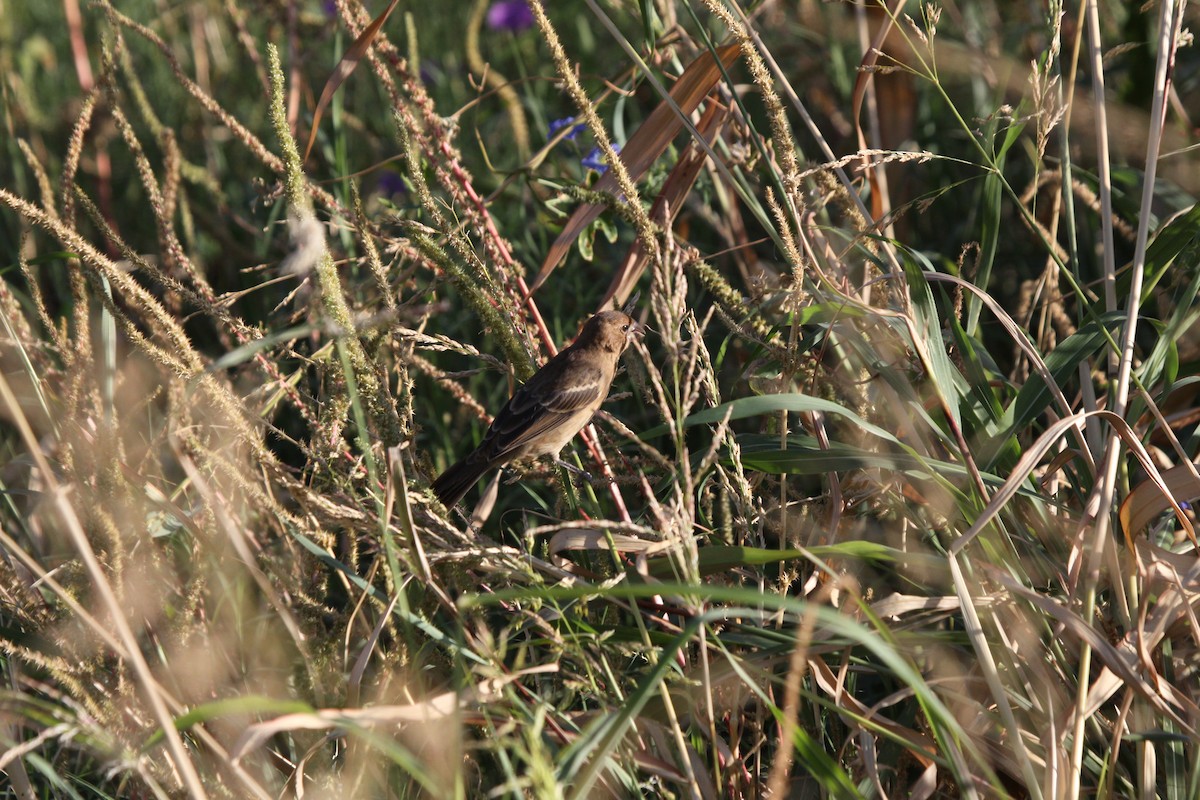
579, 310, 645, 355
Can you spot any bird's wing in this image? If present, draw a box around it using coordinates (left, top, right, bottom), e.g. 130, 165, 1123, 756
480, 361, 606, 461
519, 362, 607, 414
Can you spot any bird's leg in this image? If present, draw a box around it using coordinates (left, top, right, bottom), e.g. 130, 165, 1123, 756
554, 458, 591, 480
556, 460, 591, 479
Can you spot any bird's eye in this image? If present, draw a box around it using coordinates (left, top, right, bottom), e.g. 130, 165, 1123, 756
622, 324, 630, 331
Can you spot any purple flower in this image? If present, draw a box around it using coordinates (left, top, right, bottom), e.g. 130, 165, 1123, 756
322, 0, 337, 18
418, 60, 439, 86
582, 144, 621, 173
486, 0, 534, 32
548, 117, 584, 142
376, 172, 408, 199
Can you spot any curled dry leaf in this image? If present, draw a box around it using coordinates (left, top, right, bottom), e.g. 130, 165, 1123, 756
230, 689, 460, 762
1119, 461, 1200, 545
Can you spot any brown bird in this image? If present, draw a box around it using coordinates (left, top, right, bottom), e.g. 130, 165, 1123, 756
432, 310, 643, 507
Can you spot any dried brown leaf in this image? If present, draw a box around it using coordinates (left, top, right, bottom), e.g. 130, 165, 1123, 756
303, 0, 402, 163
598, 102, 729, 312
851, 0, 907, 220
529, 44, 741, 298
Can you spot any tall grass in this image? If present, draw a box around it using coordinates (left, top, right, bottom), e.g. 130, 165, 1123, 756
1, 0, 1199, 797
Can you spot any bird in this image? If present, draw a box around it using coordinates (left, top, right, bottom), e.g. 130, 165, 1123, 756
431, 310, 643, 508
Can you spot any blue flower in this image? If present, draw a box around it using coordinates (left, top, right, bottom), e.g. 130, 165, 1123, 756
548, 117, 585, 142
582, 144, 621, 173
486, 0, 534, 32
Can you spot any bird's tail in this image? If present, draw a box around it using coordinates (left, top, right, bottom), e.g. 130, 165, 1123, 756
431, 458, 488, 508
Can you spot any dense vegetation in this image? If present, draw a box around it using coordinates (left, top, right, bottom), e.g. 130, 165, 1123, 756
2, 0, 1199, 797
